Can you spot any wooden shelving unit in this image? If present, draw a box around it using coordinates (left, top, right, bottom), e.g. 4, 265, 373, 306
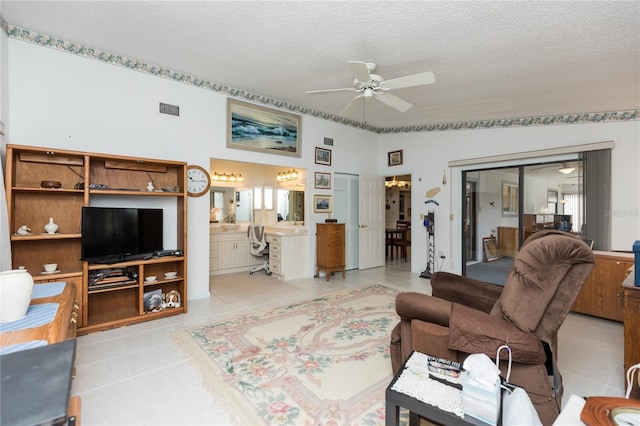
5, 144, 188, 334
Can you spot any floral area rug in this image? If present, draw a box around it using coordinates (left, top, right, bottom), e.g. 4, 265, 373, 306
173, 284, 402, 425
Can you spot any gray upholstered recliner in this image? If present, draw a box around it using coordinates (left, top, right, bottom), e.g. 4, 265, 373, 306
390, 230, 595, 425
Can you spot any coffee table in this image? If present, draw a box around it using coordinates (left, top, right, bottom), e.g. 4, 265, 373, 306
386, 351, 492, 426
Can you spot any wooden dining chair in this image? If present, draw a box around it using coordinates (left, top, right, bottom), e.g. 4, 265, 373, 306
391, 227, 410, 262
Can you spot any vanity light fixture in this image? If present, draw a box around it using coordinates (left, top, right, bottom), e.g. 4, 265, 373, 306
277, 170, 299, 181
211, 172, 244, 182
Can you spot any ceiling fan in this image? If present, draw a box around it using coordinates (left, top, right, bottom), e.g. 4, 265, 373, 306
305, 61, 435, 117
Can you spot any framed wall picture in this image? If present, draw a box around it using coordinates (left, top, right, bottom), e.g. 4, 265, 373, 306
314, 172, 331, 189
315, 147, 332, 166
388, 149, 403, 166
482, 237, 501, 262
227, 98, 301, 157
313, 195, 333, 213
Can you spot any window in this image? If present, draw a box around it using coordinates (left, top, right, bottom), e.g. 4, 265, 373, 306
502, 181, 518, 216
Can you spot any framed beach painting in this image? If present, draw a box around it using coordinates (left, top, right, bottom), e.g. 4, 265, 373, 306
313, 195, 333, 213
227, 99, 301, 157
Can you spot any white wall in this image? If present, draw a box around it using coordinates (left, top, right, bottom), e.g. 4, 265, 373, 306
3, 37, 639, 293
4, 39, 378, 299
381, 122, 640, 274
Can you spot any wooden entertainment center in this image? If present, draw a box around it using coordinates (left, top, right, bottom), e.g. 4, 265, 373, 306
5, 144, 188, 334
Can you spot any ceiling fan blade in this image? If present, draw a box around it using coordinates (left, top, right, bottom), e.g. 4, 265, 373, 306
340, 95, 364, 117
383, 71, 435, 90
376, 93, 413, 112
348, 61, 372, 83
305, 87, 356, 94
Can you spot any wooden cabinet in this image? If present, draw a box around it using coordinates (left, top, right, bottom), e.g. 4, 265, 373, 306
315, 223, 345, 282
5, 144, 187, 334
209, 230, 261, 275
571, 252, 634, 322
622, 268, 640, 398
267, 233, 308, 280
497, 226, 518, 258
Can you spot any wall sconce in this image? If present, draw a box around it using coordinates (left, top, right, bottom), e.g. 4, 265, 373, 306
211, 172, 244, 182
276, 170, 298, 181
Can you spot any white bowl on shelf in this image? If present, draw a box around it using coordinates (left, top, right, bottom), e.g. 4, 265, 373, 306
164, 272, 178, 279
145, 276, 157, 283
221, 223, 240, 231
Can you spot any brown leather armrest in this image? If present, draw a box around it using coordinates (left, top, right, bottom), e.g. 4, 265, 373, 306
431, 271, 503, 313
395, 292, 453, 327
448, 303, 545, 364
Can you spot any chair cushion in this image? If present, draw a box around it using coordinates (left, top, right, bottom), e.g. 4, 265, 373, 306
449, 303, 545, 364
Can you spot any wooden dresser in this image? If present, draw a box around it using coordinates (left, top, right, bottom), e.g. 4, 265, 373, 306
315, 223, 345, 282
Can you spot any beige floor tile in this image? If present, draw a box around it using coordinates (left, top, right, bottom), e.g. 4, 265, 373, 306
73, 260, 623, 425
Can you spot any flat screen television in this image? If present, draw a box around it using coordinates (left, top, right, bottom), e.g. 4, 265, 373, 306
81, 207, 163, 263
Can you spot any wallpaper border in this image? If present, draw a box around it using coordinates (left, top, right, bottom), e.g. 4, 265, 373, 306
6, 24, 639, 134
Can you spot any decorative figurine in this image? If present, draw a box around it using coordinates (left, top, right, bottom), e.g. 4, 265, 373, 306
16, 225, 32, 235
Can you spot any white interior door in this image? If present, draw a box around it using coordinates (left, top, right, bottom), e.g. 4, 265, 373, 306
359, 174, 385, 269
334, 174, 359, 270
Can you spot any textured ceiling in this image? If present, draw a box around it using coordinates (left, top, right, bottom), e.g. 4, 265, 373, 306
1, 0, 639, 129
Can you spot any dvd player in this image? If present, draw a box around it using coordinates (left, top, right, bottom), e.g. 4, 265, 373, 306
153, 249, 184, 258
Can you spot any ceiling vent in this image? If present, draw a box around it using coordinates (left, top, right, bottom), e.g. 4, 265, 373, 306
159, 103, 180, 117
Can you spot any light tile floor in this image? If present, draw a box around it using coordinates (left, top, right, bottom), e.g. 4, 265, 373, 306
72, 257, 625, 425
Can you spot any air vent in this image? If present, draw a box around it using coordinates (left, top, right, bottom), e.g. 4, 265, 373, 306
159, 103, 180, 116
324, 137, 334, 146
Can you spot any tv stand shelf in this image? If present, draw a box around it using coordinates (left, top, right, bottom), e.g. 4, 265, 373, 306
5, 144, 188, 335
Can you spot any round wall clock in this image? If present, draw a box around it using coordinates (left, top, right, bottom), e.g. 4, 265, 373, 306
186, 165, 211, 197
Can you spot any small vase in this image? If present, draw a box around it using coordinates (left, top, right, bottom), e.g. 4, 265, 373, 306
146, 182, 155, 191
44, 218, 58, 234
0, 269, 34, 322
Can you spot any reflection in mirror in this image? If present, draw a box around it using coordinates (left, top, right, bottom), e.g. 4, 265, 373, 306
277, 187, 305, 224
210, 189, 225, 222
235, 189, 252, 222
210, 187, 253, 223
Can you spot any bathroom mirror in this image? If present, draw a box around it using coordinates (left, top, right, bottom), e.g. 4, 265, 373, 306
277, 186, 305, 224
210, 187, 253, 223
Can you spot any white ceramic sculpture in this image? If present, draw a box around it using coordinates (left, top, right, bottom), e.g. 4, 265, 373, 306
44, 218, 58, 234
0, 269, 34, 322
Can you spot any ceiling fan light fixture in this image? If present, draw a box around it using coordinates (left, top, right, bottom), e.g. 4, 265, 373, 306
363, 88, 374, 98
558, 164, 576, 174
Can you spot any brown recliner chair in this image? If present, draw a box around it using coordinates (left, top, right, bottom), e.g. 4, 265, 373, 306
390, 230, 594, 425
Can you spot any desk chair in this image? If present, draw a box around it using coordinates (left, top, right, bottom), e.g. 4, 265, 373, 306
248, 224, 271, 276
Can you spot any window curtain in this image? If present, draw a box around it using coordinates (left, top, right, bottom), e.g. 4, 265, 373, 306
582, 149, 611, 251
563, 194, 583, 234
